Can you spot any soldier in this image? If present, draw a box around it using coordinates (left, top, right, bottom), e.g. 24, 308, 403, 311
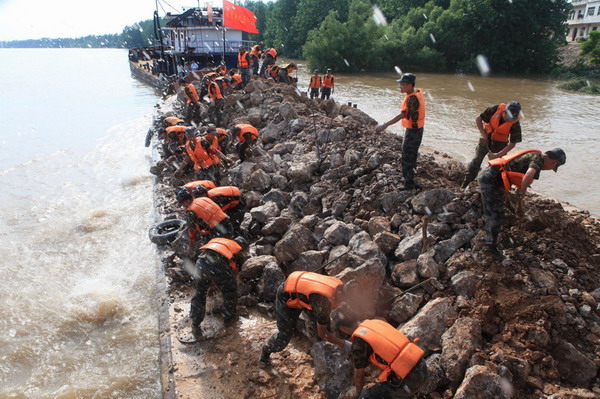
349, 319, 427, 399
190, 237, 249, 339
308, 70, 322, 99
479, 148, 566, 250
179, 79, 202, 125
260, 271, 358, 368
462, 101, 523, 188
376, 73, 426, 190
237, 46, 252, 87
231, 124, 259, 162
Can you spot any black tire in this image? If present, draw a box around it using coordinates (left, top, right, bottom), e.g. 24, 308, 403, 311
149, 219, 186, 245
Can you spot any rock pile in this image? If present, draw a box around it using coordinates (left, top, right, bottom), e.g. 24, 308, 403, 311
153, 77, 600, 398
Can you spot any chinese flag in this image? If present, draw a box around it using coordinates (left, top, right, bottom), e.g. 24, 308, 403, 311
223, 0, 259, 34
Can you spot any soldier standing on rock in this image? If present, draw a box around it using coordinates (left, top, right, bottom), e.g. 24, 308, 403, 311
259, 271, 359, 368
189, 237, 249, 339
479, 148, 566, 251
345, 319, 427, 399
376, 73, 426, 190
179, 79, 202, 125
461, 101, 523, 188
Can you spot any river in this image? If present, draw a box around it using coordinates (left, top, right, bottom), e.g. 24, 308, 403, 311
0, 48, 598, 399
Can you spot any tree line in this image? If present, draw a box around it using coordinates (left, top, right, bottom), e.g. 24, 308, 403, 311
245, 0, 571, 74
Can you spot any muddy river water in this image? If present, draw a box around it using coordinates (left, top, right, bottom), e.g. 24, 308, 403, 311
0, 49, 598, 398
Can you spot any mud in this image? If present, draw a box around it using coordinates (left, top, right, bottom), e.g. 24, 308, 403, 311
149, 75, 600, 398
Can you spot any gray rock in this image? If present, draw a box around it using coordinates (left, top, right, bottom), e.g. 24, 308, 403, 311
366, 152, 382, 170
391, 260, 420, 288
290, 118, 307, 132
261, 122, 285, 144
381, 192, 413, 215
247, 108, 262, 125
289, 192, 309, 216
324, 246, 363, 276
389, 292, 424, 324
417, 254, 440, 279
332, 193, 352, 217
400, 297, 457, 351
273, 224, 318, 264
552, 340, 598, 386
454, 365, 511, 399
261, 216, 293, 236
395, 232, 422, 261
242, 191, 262, 209
529, 267, 559, 294
258, 262, 285, 302
349, 231, 387, 266
343, 149, 361, 167
440, 318, 483, 382
411, 189, 455, 214
261, 189, 290, 210
437, 211, 460, 224
340, 106, 378, 125
368, 216, 390, 237
427, 222, 452, 238
319, 127, 346, 144
323, 221, 354, 246
373, 231, 401, 254
278, 102, 298, 120
239, 255, 277, 281
420, 354, 447, 395
451, 271, 479, 299
271, 174, 288, 190
433, 228, 475, 263
228, 161, 256, 188
336, 258, 386, 289
269, 142, 295, 155
311, 342, 352, 399
250, 201, 280, 224
288, 161, 316, 185
249, 169, 272, 192
243, 78, 266, 93
289, 250, 327, 273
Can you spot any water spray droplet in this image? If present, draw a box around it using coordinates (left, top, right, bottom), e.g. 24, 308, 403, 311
429, 33, 436, 44
467, 81, 475, 91
586, 80, 591, 87
394, 66, 403, 75
343, 59, 350, 67
475, 54, 491, 76
384, 34, 389, 40
372, 5, 388, 26
424, 206, 432, 216
423, 14, 428, 20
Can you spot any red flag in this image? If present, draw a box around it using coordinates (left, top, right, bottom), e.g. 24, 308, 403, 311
223, 0, 259, 34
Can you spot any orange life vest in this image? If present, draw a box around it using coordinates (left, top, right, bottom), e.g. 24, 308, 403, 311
216, 128, 229, 143
265, 48, 277, 58
483, 103, 519, 143
250, 45, 261, 58
185, 137, 220, 170
268, 65, 279, 79
401, 89, 425, 129
310, 75, 322, 89
188, 197, 228, 229
323, 75, 334, 88
236, 124, 259, 143
488, 149, 542, 192
163, 116, 184, 127
165, 125, 187, 144
207, 186, 241, 211
231, 74, 243, 86
351, 319, 424, 382
184, 83, 200, 104
283, 271, 342, 310
200, 238, 242, 272
208, 81, 223, 101
217, 64, 227, 75
238, 51, 249, 68
184, 180, 217, 193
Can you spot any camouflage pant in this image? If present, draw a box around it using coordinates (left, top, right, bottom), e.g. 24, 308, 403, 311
463, 137, 508, 187
261, 283, 302, 357
310, 88, 319, 99
195, 165, 219, 185
185, 102, 202, 125
209, 98, 224, 127
259, 55, 275, 77
236, 140, 254, 162
402, 128, 423, 185
190, 253, 238, 327
240, 68, 250, 87
479, 167, 505, 245
359, 381, 405, 399
250, 56, 259, 75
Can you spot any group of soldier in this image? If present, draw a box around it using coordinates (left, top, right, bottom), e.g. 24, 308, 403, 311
149, 63, 567, 398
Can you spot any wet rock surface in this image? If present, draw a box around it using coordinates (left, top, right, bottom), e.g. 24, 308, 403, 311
150, 78, 600, 398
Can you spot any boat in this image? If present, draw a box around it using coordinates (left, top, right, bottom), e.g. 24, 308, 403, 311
129, 1, 259, 93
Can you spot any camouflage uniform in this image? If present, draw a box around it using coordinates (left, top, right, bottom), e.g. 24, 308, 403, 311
463, 105, 523, 187
351, 337, 428, 399
190, 250, 243, 328
261, 282, 332, 360
401, 94, 423, 187
479, 152, 543, 244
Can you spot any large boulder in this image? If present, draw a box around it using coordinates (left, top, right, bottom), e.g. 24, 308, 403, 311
395, 232, 423, 261
273, 224, 318, 264
420, 354, 448, 395
451, 271, 479, 299
391, 260, 420, 288
348, 231, 387, 267
261, 121, 285, 144
261, 216, 293, 236
311, 342, 352, 399
552, 340, 598, 386
239, 255, 277, 281
250, 201, 280, 224
247, 108, 262, 126
433, 228, 475, 263
324, 246, 363, 276
228, 161, 256, 188
411, 189, 455, 214
261, 189, 290, 210
373, 231, 401, 255
388, 292, 424, 324
289, 250, 327, 273
440, 318, 483, 382
454, 365, 511, 399
257, 262, 285, 302
400, 297, 457, 351
416, 254, 440, 279
336, 258, 386, 290
367, 216, 390, 237
381, 192, 413, 215
278, 101, 297, 120
249, 169, 272, 192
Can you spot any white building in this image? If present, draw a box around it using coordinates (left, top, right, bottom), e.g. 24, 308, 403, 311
567, 0, 600, 41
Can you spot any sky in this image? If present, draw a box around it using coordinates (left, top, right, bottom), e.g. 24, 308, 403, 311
0, 0, 235, 41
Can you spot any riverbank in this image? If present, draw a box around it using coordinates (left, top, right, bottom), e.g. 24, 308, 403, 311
149, 77, 600, 398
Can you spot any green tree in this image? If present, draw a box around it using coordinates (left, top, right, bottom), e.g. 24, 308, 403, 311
264, 0, 298, 56
581, 30, 600, 65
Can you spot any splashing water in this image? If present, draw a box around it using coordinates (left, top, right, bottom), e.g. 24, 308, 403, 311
475, 54, 491, 76
372, 5, 388, 26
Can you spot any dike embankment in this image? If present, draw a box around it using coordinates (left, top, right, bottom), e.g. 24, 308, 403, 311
149, 76, 600, 399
